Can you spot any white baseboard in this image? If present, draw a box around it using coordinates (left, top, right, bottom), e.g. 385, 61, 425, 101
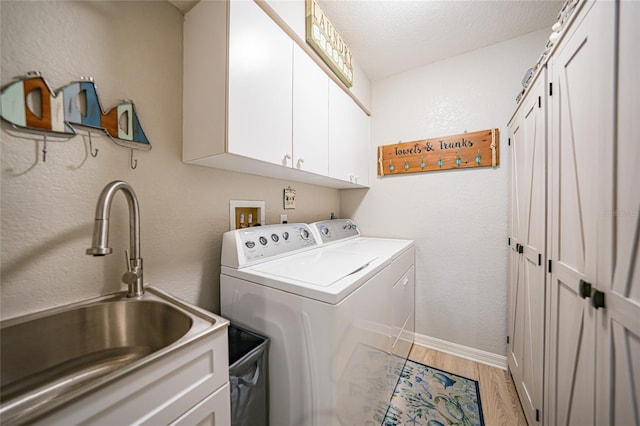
413, 333, 508, 370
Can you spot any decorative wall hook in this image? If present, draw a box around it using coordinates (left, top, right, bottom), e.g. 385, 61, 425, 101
389, 159, 394, 172
404, 159, 409, 170
438, 153, 443, 168
475, 149, 481, 164
420, 156, 425, 169
88, 131, 98, 157
456, 151, 461, 167
42, 135, 47, 162
130, 149, 137, 170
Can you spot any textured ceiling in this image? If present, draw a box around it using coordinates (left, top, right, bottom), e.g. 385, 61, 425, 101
316, 0, 564, 81
168, 0, 564, 82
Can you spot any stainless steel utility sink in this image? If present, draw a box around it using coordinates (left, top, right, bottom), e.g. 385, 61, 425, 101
0, 286, 227, 425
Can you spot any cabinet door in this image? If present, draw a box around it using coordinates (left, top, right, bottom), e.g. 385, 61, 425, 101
546, 2, 614, 425
328, 82, 370, 185
227, 0, 293, 167
293, 45, 329, 175
507, 73, 547, 426
171, 383, 231, 426
596, 1, 640, 424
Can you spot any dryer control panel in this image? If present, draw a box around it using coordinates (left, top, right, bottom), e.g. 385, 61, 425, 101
221, 223, 319, 267
310, 219, 360, 245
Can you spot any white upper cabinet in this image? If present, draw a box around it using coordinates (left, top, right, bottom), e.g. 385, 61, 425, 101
183, 0, 370, 189
227, 0, 293, 167
292, 44, 329, 176
329, 82, 370, 186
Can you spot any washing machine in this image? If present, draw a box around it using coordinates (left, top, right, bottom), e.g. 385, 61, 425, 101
220, 220, 414, 426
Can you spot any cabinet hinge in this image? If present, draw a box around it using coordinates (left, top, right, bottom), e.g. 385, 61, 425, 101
548, 259, 552, 273
508, 137, 511, 146
549, 82, 553, 96
538, 96, 541, 108
536, 409, 540, 422
507, 336, 510, 344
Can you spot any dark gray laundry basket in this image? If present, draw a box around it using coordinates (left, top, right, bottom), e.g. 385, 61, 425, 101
228, 324, 269, 426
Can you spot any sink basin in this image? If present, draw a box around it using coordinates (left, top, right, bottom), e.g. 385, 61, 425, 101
0, 286, 228, 425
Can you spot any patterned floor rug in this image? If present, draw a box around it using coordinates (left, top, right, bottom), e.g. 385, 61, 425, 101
382, 359, 485, 426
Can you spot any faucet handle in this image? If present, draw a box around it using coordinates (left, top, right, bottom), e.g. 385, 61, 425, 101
122, 249, 141, 286
124, 249, 131, 272
122, 270, 141, 286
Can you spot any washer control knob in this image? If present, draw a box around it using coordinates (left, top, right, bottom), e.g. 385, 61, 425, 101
282, 232, 289, 240
300, 229, 310, 240
321, 227, 330, 236
259, 236, 268, 246
271, 233, 279, 242
245, 240, 255, 249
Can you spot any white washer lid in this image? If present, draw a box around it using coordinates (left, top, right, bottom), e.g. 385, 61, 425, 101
250, 250, 378, 287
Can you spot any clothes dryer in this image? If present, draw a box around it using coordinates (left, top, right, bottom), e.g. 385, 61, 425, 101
220, 221, 414, 425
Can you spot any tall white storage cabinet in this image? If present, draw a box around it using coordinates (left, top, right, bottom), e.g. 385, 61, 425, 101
546, 2, 614, 424
595, 0, 640, 424
507, 69, 547, 426
508, 1, 640, 425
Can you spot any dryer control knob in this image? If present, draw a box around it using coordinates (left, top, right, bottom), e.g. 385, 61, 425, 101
300, 229, 310, 240
282, 232, 289, 240
259, 236, 268, 245
245, 241, 255, 249
271, 233, 279, 242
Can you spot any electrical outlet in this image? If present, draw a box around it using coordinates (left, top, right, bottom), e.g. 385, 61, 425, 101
280, 214, 287, 224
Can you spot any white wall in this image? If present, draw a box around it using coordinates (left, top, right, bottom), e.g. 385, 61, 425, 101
341, 29, 550, 356
0, 1, 340, 320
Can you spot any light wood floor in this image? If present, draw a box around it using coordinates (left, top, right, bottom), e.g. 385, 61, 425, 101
409, 345, 528, 426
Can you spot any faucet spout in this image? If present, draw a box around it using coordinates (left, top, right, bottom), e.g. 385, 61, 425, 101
87, 180, 144, 297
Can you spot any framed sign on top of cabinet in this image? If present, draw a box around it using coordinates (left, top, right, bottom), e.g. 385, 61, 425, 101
305, 0, 353, 88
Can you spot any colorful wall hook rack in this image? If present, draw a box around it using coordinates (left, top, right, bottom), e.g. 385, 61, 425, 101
0, 71, 151, 154
377, 128, 499, 176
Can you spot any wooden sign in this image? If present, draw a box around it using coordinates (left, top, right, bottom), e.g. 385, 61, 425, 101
377, 128, 499, 176
305, 0, 353, 87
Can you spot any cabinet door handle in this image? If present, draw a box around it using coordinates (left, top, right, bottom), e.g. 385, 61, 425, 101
591, 289, 605, 309
579, 279, 592, 299
296, 156, 305, 168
